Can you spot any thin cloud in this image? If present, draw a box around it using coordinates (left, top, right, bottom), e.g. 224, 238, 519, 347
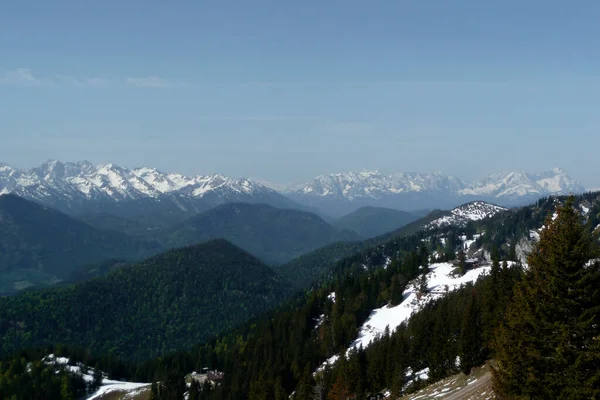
0, 68, 50, 87
126, 76, 190, 88
58, 76, 111, 88
1, 69, 110, 88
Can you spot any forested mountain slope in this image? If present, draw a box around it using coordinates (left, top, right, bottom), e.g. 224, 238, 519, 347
3, 193, 600, 399
333, 206, 420, 238
130, 192, 600, 399
277, 208, 468, 289
162, 202, 359, 265
0, 194, 159, 295
0, 239, 293, 360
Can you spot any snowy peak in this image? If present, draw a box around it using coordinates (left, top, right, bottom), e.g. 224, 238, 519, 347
0, 161, 275, 205
295, 170, 466, 199
451, 201, 508, 221
428, 201, 507, 228
292, 168, 584, 201
460, 168, 584, 198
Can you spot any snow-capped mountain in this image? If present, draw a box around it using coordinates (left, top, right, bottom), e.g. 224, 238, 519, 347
286, 168, 585, 216
292, 170, 464, 200
427, 201, 508, 228
459, 168, 583, 198
0, 160, 296, 216
1, 161, 587, 219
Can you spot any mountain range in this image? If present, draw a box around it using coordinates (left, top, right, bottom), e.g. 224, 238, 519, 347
0, 161, 301, 221
162, 202, 359, 265
282, 168, 586, 216
0, 196, 367, 294
0, 194, 159, 295
0, 161, 587, 218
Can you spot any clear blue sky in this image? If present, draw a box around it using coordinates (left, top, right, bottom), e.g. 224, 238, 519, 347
1, 1, 600, 187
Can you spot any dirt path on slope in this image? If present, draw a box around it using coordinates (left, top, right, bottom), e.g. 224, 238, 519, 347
400, 364, 494, 400
443, 371, 492, 400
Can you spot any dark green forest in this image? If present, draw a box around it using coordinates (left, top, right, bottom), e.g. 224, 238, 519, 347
0, 194, 160, 295
2, 193, 600, 399
0, 239, 292, 360
163, 202, 360, 265
332, 206, 420, 239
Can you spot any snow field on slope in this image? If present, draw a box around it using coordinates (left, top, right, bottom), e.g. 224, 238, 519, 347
318, 261, 501, 371
43, 354, 150, 400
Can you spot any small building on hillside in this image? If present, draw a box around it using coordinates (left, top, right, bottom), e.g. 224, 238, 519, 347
452, 256, 483, 270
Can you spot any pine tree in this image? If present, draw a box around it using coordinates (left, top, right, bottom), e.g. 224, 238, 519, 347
417, 272, 428, 294
493, 198, 600, 398
457, 250, 466, 275
60, 374, 74, 400
90, 367, 103, 393
490, 247, 501, 292
189, 380, 200, 400
274, 376, 287, 400
327, 375, 350, 400
458, 291, 483, 375
149, 382, 158, 400
420, 246, 430, 274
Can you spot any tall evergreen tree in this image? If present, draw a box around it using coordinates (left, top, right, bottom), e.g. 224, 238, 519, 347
458, 291, 483, 374
457, 250, 466, 275
493, 198, 600, 398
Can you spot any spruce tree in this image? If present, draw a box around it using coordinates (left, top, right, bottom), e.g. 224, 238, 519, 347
458, 291, 483, 375
417, 272, 428, 294
493, 198, 600, 398
457, 250, 466, 275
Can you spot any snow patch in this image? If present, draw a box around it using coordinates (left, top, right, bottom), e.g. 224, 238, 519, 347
318, 261, 514, 372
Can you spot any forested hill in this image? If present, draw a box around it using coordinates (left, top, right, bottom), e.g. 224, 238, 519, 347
163, 202, 360, 265
127, 192, 600, 400
277, 209, 453, 289
0, 194, 160, 295
0, 239, 293, 360
3, 193, 600, 399
333, 206, 421, 238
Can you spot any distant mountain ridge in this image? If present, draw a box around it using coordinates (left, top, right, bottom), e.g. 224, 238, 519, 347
0, 160, 299, 217
163, 202, 360, 265
426, 201, 508, 228
283, 168, 585, 215
0, 194, 158, 295
333, 206, 421, 239
1, 161, 587, 218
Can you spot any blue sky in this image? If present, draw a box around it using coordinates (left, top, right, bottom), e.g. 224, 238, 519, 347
1, 1, 600, 187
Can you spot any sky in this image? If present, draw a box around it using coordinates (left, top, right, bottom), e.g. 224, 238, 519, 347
1, 1, 600, 187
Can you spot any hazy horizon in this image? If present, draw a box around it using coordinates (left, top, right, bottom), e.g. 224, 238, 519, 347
2, 1, 600, 187
1, 159, 594, 190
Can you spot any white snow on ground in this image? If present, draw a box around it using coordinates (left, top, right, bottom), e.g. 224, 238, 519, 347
463, 239, 476, 251
384, 257, 392, 269
318, 262, 504, 371
86, 381, 150, 400
328, 292, 336, 302
452, 202, 507, 221
529, 230, 541, 242
315, 314, 325, 329
416, 368, 430, 381
428, 202, 507, 229
43, 354, 149, 399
